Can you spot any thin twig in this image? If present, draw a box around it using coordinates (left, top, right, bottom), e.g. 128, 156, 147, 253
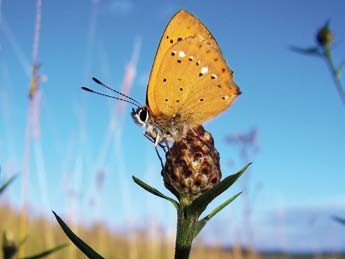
32, 0, 42, 64
324, 47, 345, 105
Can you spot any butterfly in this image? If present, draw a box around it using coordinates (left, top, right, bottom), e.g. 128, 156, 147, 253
82, 9, 240, 146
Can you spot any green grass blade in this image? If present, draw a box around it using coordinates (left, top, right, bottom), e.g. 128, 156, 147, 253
0, 175, 16, 195
52, 211, 105, 259
332, 215, 345, 226
132, 176, 179, 209
2, 231, 8, 248
18, 243, 68, 259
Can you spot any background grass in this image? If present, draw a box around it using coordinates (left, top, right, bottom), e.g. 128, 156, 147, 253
1, 203, 344, 259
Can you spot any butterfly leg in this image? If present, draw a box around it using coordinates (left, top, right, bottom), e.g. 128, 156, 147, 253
143, 131, 155, 143
154, 133, 161, 147
164, 140, 170, 153
155, 146, 165, 169
143, 131, 167, 150
142, 132, 165, 169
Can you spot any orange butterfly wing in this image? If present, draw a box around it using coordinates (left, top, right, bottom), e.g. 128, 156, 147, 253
146, 9, 221, 115
153, 37, 240, 126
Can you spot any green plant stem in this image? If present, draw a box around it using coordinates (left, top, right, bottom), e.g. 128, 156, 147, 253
174, 205, 198, 259
324, 47, 345, 105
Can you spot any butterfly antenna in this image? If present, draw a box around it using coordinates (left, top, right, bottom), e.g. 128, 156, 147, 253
92, 77, 142, 107
81, 86, 141, 108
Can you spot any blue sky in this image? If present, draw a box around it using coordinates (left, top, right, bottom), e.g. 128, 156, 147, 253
1, 0, 345, 252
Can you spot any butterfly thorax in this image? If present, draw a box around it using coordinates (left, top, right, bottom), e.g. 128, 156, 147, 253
132, 106, 189, 145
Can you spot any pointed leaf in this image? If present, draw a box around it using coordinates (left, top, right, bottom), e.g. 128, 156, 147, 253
290, 46, 322, 57
332, 215, 345, 226
193, 192, 241, 239
205, 192, 241, 220
132, 176, 179, 209
0, 175, 16, 195
336, 60, 345, 78
52, 211, 105, 259
323, 19, 331, 28
190, 163, 250, 214
18, 243, 68, 259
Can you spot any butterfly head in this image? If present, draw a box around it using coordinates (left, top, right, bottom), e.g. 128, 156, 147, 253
132, 106, 178, 145
131, 106, 149, 127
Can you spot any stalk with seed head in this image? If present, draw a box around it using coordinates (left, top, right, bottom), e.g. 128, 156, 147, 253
135, 126, 250, 259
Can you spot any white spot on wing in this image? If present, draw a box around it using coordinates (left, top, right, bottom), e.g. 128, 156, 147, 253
201, 66, 208, 74
179, 51, 186, 58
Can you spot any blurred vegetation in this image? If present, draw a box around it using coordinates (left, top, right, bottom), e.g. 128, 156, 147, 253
1, 173, 66, 259
1, 204, 344, 259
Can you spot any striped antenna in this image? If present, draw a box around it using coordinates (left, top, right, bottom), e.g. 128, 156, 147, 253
81, 86, 141, 108
92, 77, 142, 107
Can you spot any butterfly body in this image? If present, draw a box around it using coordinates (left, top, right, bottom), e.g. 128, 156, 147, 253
132, 106, 189, 145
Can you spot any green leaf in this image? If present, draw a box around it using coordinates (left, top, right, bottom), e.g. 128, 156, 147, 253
18, 243, 68, 259
189, 163, 250, 215
332, 215, 345, 226
2, 231, 8, 247
0, 175, 16, 195
52, 211, 105, 259
290, 46, 322, 57
193, 192, 241, 239
322, 19, 331, 30
132, 176, 179, 209
336, 60, 345, 78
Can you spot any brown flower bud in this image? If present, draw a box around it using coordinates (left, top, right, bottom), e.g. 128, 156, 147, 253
162, 125, 221, 205
316, 23, 333, 49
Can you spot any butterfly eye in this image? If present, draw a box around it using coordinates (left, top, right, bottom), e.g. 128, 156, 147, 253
139, 108, 149, 123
